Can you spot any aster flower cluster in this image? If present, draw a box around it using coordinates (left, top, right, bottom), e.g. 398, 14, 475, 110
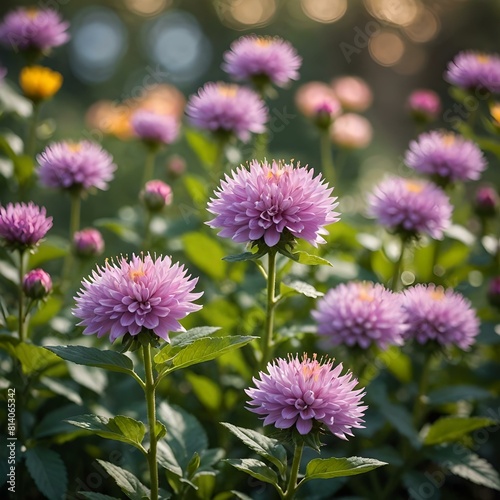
446, 51, 500, 93
207, 159, 339, 249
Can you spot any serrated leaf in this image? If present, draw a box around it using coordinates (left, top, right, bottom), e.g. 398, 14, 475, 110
281, 279, 324, 298
46, 345, 135, 376
97, 460, 150, 500
423, 417, 496, 446
304, 456, 387, 481
292, 251, 333, 267
14, 343, 62, 375
433, 446, 500, 491
157, 336, 256, 376
66, 415, 146, 452
25, 447, 68, 500
170, 326, 221, 350
221, 423, 287, 477
224, 458, 279, 486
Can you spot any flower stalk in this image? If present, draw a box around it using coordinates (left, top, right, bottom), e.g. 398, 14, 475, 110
17, 250, 27, 342
320, 129, 335, 185
261, 249, 278, 367
143, 343, 159, 500
282, 440, 304, 500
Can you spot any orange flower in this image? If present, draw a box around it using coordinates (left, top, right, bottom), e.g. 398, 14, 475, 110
19, 65, 62, 102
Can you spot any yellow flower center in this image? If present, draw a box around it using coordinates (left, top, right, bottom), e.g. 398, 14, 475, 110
254, 37, 272, 47
218, 84, 238, 98
429, 288, 445, 301
357, 284, 374, 302
405, 181, 424, 193
129, 265, 145, 282
68, 143, 82, 152
476, 54, 490, 64
442, 133, 456, 147
26, 8, 39, 19
19, 65, 63, 102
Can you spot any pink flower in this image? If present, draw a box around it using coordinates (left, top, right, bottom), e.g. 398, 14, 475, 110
407, 89, 441, 122
73, 254, 202, 343
23, 268, 52, 299
331, 76, 373, 112
73, 228, 104, 258
330, 113, 373, 149
207, 160, 339, 248
295, 82, 341, 123
140, 180, 173, 211
246, 354, 367, 438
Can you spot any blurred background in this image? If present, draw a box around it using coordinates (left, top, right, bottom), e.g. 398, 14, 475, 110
1, 0, 500, 239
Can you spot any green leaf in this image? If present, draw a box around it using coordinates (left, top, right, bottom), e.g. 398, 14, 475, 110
403, 471, 441, 500
79, 493, 121, 500
423, 417, 496, 445
29, 237, 68, 268
40, 376, 83, 405
378, 401, 421, 449
65, 414, 146, 452
292, 250, 333, 266
223, 252, 260, 263
157, 336, 256, 376
304, 456, 388, 481
281, 279, 324, 298
45, 345, 136, 376
433, 446, 500, 491
14, 343, 62, 375
30, 296, 63, 327
182, 232, 227, 280
97, 460, 150, 500
157, 441, 183, 477
25, 447, 68, 500
186, 372, 222, 411
224, 458, 279, 486
221, 423, 287, 477
378, 346, 412, 383
13, 154, 34, 185
156, 420, 167, 440
185, 128, 218, 167
171, 326, 222, 349
33, 404, 84, 439
427, 385, 491, 405
183, 174, 208, 207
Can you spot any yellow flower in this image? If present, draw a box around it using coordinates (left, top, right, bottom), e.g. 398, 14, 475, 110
19, 65, 63, 102
490, 103, 500, 126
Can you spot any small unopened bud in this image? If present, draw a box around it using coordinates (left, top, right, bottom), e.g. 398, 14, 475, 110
474, 186, 499, 218
73, 228, 105, 258
140, 180, 173, 212
23, 269, 52, 299
487, 276, 500, 309
407, 89, 441, 124
166, 154, 186, 178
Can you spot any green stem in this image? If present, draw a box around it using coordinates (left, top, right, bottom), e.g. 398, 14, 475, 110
391, 238, 406, 292
261, 250, 277, 367
25, 101, 41, 160
431, 239, 442, 279
320, 129, 335, 185
18, 251, 27, 342
69, 191, 81, 240
283, 440, 304, 500
413, 354, 433, 428
253, 131, 269, 162
143, 211, 153, 249
142, 148, 157, 186
213, 137, 227, 179
143, 343, 159, 500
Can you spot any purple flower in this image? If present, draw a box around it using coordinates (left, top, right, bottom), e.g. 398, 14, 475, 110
131, 110, 179, 146
37, 141, 117, 193
73, 228, 104, 258
404, 131, 487, 183
186, 82, 268, 142
0, 202, 52, 251
207, 160, 340, 248
312, 282, 407, 350
73, 254, 202, 343
407, 89, 441, 122
140, 180, 173, 212
368, 177, 452, 239
222, 35, 301, 88
402, 284, 479, 350
23, 268, 52, 299
445, 51, 500, 93
246, 354, 367, 438
0, 8, 69, 53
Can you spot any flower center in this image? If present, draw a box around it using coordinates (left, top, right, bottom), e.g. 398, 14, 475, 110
254, 37, 272, 47
476, 54, 490, 64
405, 181, 424, 193
429, 288, 445, 301
26, 8, 39, 19
68, 143, 82, 152
129, 266, 145, 282
218, 84, 238, 98
442, 134, 456, 147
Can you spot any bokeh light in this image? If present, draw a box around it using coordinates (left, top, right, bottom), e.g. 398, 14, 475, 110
218, 0, 276, 28
365, 0, 420, 27
145, 11, 211, 82
369, 31, 405, 67
125, 0, 171, 17
70, 8, 128, 83
301, 0, 347, 23
404, 7, 440, 43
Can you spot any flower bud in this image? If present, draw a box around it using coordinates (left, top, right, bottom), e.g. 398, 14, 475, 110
487, 276, 500, 309
166, 155, 186, 178
407, 89, 441, 123
140, 180, 173, 212
474, 186, 499, 218
23, 269, 52, 299
19, 65, 62, 102
73, 228, 104, 258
